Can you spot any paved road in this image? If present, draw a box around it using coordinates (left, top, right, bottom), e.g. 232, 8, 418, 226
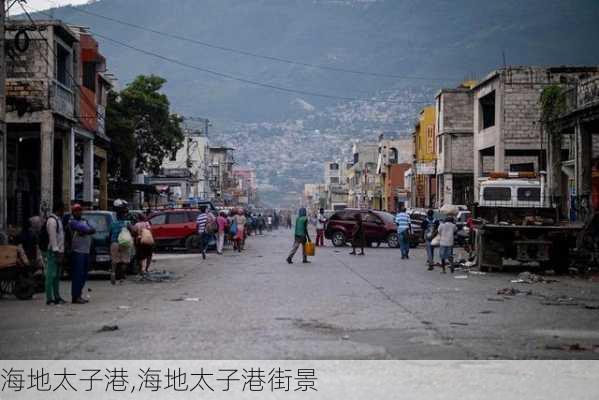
1, 230, 599, 359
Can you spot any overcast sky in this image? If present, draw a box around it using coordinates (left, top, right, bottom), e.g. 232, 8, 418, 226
10, 0, 91, 15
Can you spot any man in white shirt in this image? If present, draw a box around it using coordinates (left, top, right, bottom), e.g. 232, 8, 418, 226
316, 208, 327, 247
437, 216, 458, 273
44, 202, 65, 305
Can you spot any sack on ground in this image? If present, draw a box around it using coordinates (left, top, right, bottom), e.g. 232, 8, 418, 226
140, 228, 154, 246
118, 227, 134, 248
304, 240, 315, 257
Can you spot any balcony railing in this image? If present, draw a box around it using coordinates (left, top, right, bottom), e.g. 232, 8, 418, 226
51, 80, 74, 118
562, 76, 599, 115
97, 104, 106, 135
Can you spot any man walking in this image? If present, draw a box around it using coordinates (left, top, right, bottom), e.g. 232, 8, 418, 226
69, 204, 95, 304
438, 216, 458, 273
286, 208, 311, 264
395, 206, 412, 259
109, 199, 134, 285
316, 208, 327, 247
196, 206, 210, 259
43, 202, 66, 305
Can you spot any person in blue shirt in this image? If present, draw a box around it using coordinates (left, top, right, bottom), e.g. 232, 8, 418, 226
395, 206, 412, 259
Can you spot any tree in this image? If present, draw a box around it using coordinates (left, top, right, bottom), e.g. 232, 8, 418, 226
105, 75, 184, 199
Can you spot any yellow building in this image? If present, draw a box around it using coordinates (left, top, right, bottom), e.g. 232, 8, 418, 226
412, 106, 437, 208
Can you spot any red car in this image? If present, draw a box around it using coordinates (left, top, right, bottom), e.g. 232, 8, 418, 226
148, 209, 205, 250
324, 209, 400, 248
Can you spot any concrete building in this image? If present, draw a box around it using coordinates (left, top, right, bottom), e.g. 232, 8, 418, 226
232, 166, 257, 206
550, 75, 599, 221
412, 106, 437, 208
147, 131, 208, 205
323, 161, 349, 210
207, 146, 235, 205
472, 66, 599, 202
435, 81, 476, 207
347, 143, 380, 209
377, 137, 412, 212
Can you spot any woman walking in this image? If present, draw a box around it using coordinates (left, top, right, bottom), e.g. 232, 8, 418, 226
286, 208, 311, 264
233, 209, 246, 252
349, 213, 366, 256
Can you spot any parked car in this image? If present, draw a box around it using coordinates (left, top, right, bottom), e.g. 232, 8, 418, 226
325, 209, 406, 248
148, 209, 216, 251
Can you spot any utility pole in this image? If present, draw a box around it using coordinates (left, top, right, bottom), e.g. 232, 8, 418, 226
0, 0, 6, 233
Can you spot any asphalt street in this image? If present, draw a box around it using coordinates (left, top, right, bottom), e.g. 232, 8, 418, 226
1, 229, 599, 359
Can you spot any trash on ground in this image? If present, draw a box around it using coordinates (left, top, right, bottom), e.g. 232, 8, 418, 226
464, 261, 477, 268
184, 297, 200, 302
469, 271, 486, 276
454, 275, 468, 279
137, 270, 176, 283
545, 343, 598, 352
512, 271, 559, 284
98, 325, 119, 332
496, 287, 531, 296
117, 305, 130, 310
479, 310, 494, 314
449, 322, 469, 326
541, 296, 579, 306
342, 335, 350, 340
584, 304, 599, 310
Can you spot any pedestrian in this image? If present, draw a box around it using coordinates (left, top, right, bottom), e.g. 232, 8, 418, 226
257, 214, 265, 235
438, 216, 458, 273
233, 209, 247, 251
286, 214, 292, 229
134, 214, 154, 274
422, 209, 439, 270
316, 208, 326, 247
216, 211, 228, 254
267, 215, 273, 232
109, 199, 134, 285
349, 213, 366, 256
42, 202, 66, 305
195, 205, 210, 260
68, 204, 96, 304
286, 207, 311, 264
395, 206, 412, 259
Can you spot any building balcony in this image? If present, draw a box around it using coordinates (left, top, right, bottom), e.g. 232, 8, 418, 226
51, 80, 75, 119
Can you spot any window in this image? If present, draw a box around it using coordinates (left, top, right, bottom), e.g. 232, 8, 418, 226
517, 187, 541, 202
168, 212, 188, 225
483, 187, 511, 201
426, 126, 435, 154
55, 42, 72, 88
353, 153, 359, 164
149, 214, 166, 225
480, 91, 496, 130
82, 62, 96, 91
330, 177, 339, 184
389, 148, 398, 164
438, 136, 443, 154
329, 163, 339, 170
363, 212, 381, 224
510, 163, 534, 173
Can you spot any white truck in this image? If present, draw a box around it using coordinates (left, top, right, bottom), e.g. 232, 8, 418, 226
474, 172, 582, 272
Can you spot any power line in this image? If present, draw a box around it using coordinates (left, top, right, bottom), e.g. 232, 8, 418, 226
26, 3, 431, 105
46, 0, 457, 82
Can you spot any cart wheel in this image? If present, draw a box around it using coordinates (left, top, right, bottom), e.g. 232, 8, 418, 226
15, 275, 34, 300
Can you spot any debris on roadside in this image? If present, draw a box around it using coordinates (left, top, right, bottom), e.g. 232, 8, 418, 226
496, 287, 531, 296
545, 343, 599, 352
454, 275, 468, 279
136, 270, 176, 283
541, 295, 579, 306
98, 325, 119, 332
117, 305, 131, 310
469, 271, 486, 276
584, 304, 599, 310
510, 271, 559, 284
170, 297, 200, 302
449, 322, 469, 326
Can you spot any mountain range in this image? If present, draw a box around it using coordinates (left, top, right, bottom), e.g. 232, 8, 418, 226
33, 0, 599, 205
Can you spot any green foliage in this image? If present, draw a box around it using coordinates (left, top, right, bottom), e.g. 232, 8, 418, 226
105, 75, 184, 199
540, 85, 566, 130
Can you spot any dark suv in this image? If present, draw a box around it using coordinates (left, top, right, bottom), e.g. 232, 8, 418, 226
325, 209, 400, 248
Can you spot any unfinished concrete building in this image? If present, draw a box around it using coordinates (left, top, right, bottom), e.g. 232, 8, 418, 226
472, 66, 599, 202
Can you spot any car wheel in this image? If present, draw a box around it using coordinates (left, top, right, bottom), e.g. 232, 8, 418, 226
387, 233, 399, 248
331, 231, 346, 247
185, 235, 200, 252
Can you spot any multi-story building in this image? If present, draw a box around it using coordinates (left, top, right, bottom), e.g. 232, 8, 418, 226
435, 81, 476, 207
5, 20, 113, 227
207, 146, 235, 205
376, 137, 412, 212
323, 161, 348, 210
232, 166, 257, 206
347, 143, 380, 209
147, 130, 208, 204
472, 66, 599, 201
412, 106, 437, 208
